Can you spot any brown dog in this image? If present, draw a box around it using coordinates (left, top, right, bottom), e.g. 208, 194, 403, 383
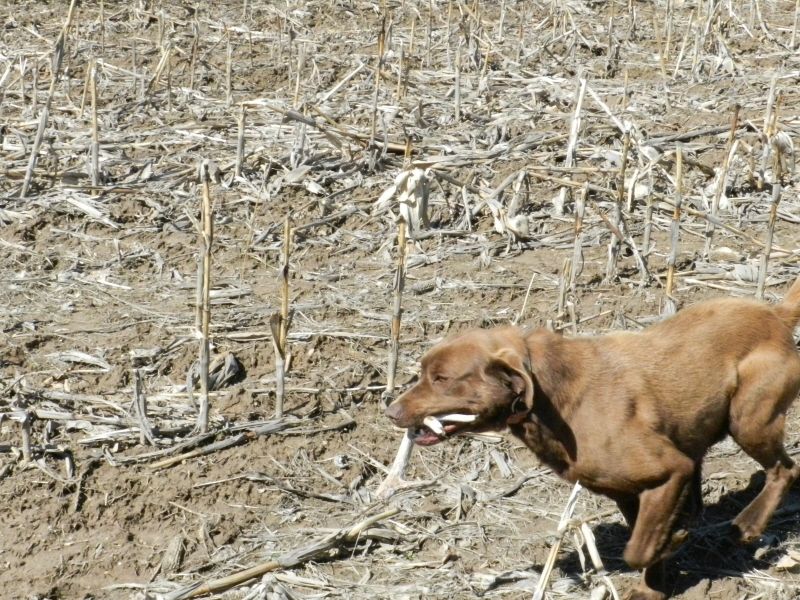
385, 278, 800, 599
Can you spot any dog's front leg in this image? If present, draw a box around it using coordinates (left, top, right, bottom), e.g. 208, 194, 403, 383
613, 495, 668, 600
613, 496, 668, 600
616, 464, 702, 600
623, 457, 695, 571
618, 475, 703, 599
622, 472, 690, 600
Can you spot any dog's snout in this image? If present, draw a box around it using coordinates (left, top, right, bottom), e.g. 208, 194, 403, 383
384, 401, 404, 423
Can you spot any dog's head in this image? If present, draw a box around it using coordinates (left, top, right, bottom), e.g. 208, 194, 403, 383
384, 327, 534, 446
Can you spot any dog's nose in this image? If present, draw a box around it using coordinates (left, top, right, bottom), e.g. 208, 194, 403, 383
384, 401, 404, 423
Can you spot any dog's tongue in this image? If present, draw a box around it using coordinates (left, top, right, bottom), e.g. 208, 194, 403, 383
413, 415, 468, 446
413, 428, 443, 446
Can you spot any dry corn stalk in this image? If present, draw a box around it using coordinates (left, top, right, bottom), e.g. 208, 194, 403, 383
385, 217, 407, 400
133, 369, 155, 446
642, 185, 654, 270
379, 217, 422, 499
557, 257, 572, 322
605, 131, 631, 282
756, 131, 791, 299
20, 0, 79, 198
703, 105, 740, 258
664, 146, 683, 315
376, 429, 416, 499
533, 482, 583, 600
370, 17, 386, 146
270, 215, 292, 418
195, 160, 214, 433
89, 61, 99, 193
235, 103, 246, 179
555, 78, 588, 214
20, 411, 32, 463
168, 507, 401, 598
570, 184, 587, 290
757, 77, 779, 189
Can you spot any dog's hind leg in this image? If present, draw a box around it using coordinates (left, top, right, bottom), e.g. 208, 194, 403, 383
728, 350, 800, 542
729, 350, 800, 543
729, 424, 799, 543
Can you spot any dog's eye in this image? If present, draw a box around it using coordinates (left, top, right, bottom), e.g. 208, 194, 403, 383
432, 374, 449, 384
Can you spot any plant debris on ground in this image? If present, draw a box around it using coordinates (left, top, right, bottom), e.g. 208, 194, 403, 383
1, 1, 800, 599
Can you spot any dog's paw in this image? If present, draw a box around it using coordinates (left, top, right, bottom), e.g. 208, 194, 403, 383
731, 514, 764, 544
623, 588, 666, 600
731, 522, 761, 544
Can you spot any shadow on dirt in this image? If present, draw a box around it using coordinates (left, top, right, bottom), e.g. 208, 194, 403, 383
557, 473, 800, 596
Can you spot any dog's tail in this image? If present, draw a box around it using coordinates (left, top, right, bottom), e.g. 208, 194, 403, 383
777, 276, 800, 329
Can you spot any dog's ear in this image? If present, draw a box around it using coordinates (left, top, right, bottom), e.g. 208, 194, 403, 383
485, 347, 534, 423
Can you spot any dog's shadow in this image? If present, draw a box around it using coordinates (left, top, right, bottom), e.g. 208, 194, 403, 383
557, 473, 800, 596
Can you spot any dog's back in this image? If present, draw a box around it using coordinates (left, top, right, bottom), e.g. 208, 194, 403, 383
553, 293, 800, 461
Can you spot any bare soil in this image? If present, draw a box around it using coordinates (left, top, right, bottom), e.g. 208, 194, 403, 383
2, 1, 800, 599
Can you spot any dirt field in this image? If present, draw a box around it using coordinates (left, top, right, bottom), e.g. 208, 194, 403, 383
2, 1, 800, 598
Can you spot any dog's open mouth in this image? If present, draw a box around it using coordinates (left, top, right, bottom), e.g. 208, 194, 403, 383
412, 413, 477, 446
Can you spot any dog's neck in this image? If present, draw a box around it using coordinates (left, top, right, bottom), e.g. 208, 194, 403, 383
524, 328, 587, 415
514, 381, 578, 474
508, 328, 586, 477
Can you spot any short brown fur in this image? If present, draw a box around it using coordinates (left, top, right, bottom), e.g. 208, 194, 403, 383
386, 278, 800, 600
